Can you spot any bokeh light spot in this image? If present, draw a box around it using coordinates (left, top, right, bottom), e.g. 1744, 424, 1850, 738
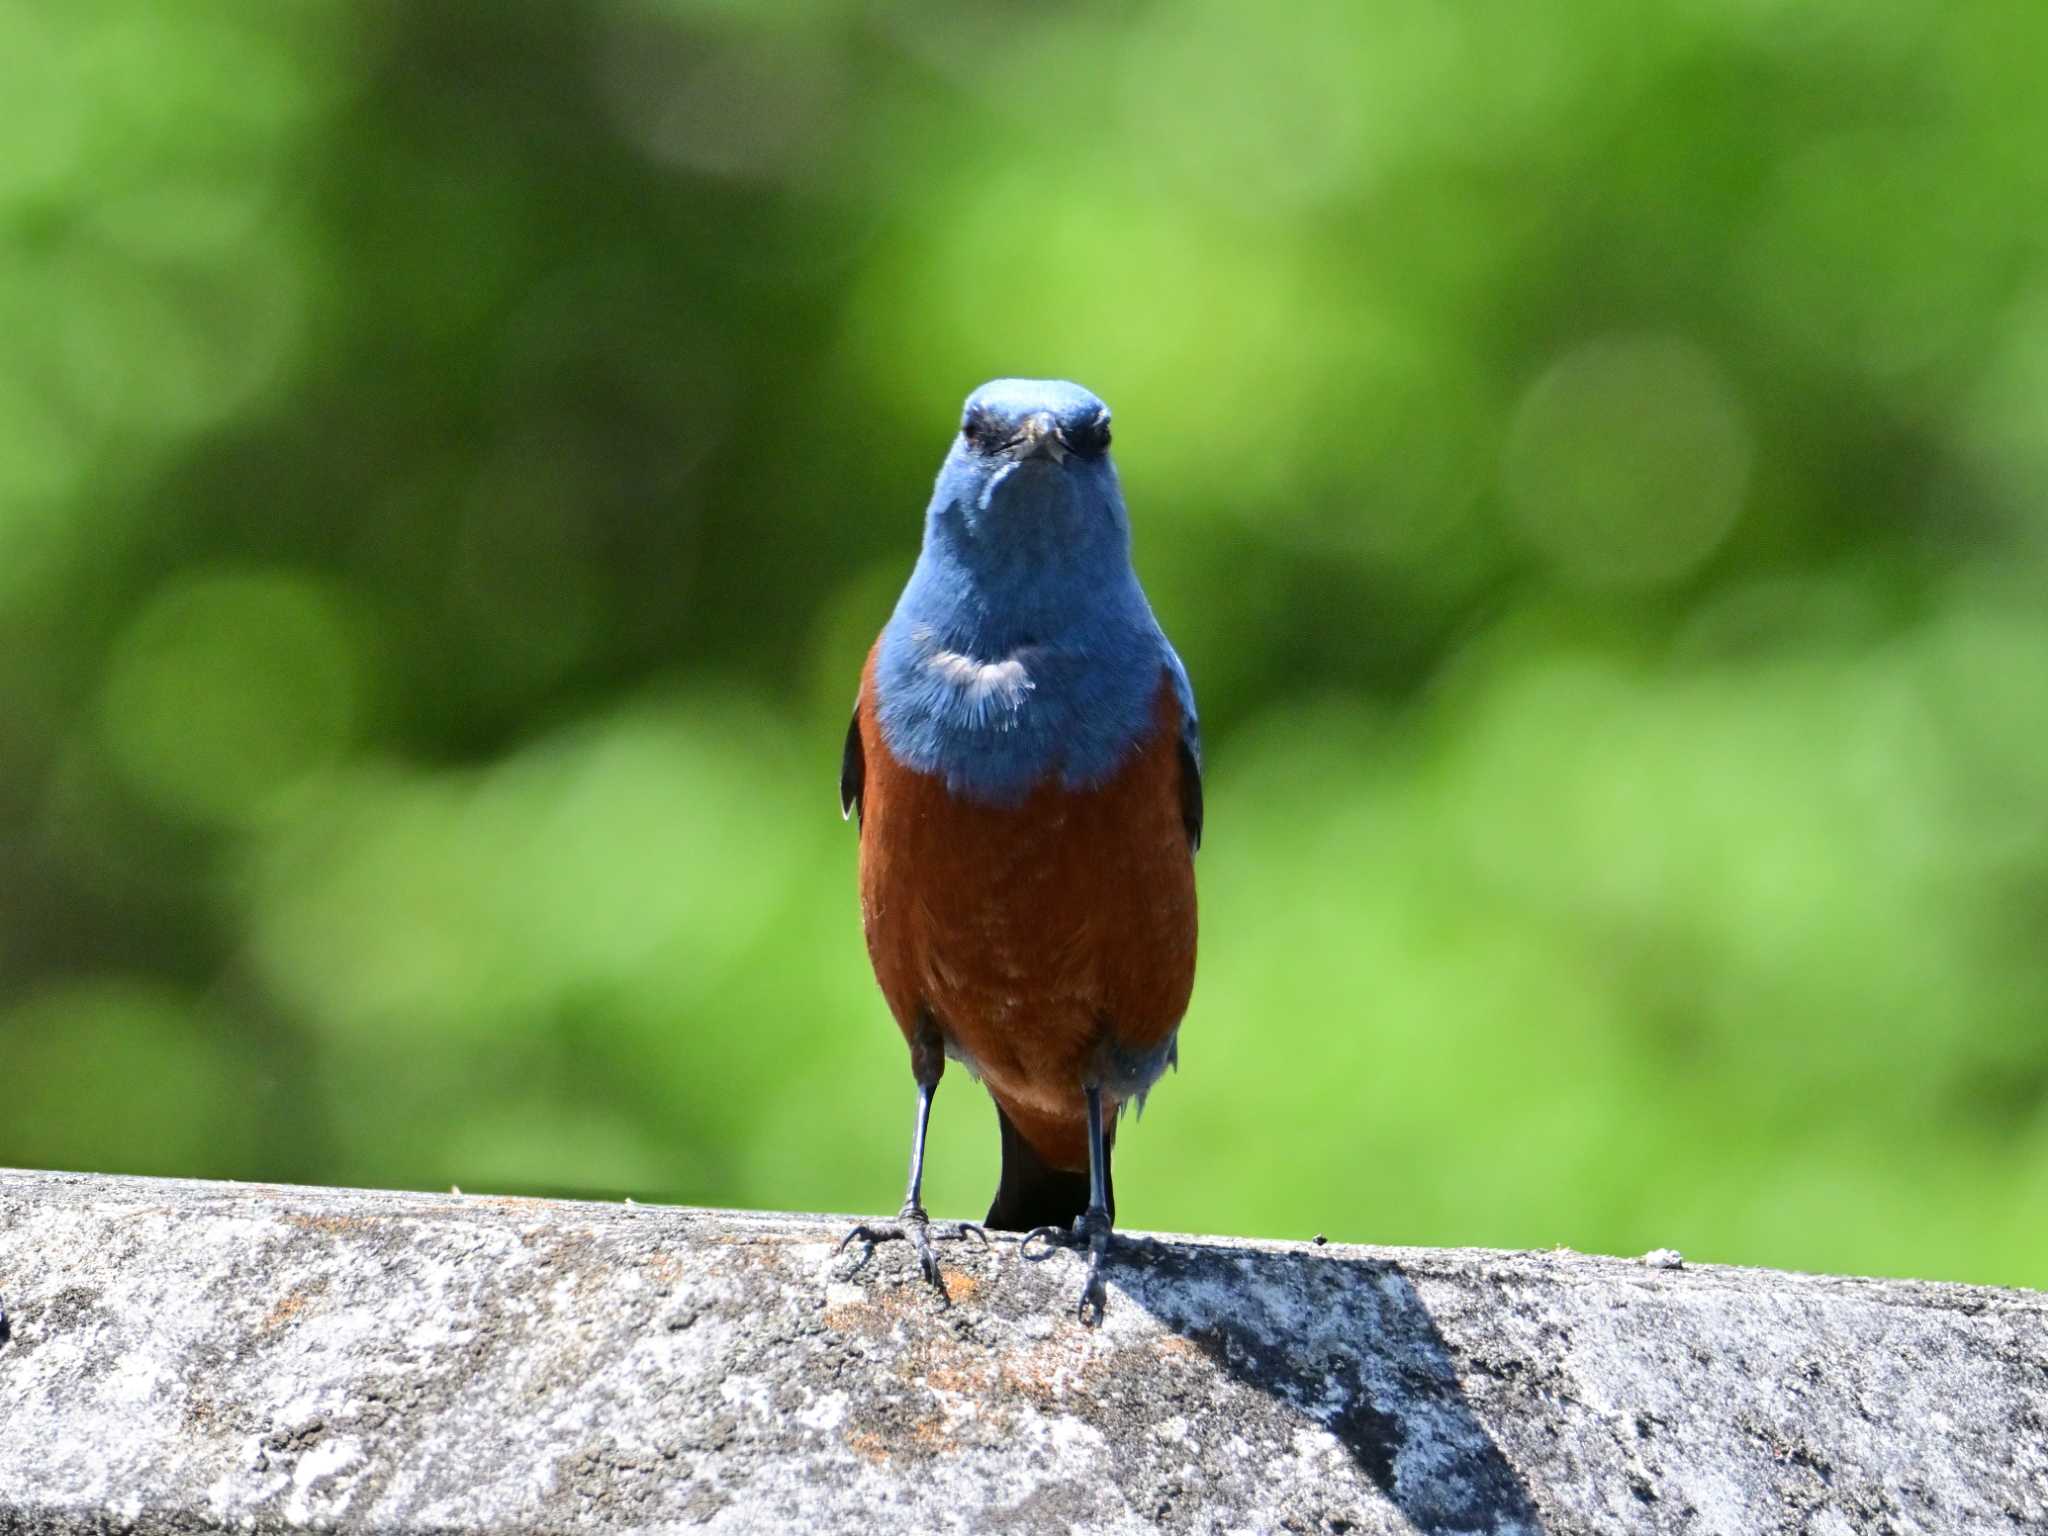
245, 695, 811, 1046
49, 235, 305, 437
1738, 131, 2016, 379
1119, 0, 1387, 211
100, 567, 361, 826
1502, 333, 1753, 588
596, 12, 846, 184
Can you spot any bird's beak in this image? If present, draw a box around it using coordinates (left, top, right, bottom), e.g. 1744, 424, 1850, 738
1013, 411, 1069, 464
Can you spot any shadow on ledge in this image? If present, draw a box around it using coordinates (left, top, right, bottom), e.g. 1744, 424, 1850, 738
1118, 1238, 1545, 1536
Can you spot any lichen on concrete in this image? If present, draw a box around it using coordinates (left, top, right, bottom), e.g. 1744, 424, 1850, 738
1, 1168, 2044, 1533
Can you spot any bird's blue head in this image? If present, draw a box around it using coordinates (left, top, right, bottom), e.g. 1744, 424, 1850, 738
875, 378, 1188, 802
923, 378, 1129, 584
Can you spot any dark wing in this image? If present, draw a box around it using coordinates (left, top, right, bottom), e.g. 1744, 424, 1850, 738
839, 707, 864, 826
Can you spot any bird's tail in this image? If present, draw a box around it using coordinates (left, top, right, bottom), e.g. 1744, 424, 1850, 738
986, 1103, 1113, 1232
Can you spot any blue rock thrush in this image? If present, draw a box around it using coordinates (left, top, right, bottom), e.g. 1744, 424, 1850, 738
838, 378, 1201, 1322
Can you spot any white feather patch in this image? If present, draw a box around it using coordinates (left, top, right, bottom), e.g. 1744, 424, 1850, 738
927, 648, 1036, 720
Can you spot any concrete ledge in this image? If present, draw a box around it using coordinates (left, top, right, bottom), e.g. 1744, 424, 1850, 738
1, 1168, 2044, 1533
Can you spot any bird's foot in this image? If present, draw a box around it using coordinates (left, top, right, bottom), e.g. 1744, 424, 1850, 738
837, 1204, 988, 1292
1020, 1206, 1114, 1325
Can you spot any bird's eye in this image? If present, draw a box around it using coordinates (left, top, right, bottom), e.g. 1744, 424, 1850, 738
1069, 410, 1112, 457
961, 409, 999, 450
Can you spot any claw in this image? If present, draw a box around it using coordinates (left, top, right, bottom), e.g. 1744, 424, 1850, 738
1017, 1209, 1115, 1325
835, 1222, 886, 1274
1075, 1207, 1112, 1326
835, 1207, 985, 1295
1019, 1223, 1068, 1262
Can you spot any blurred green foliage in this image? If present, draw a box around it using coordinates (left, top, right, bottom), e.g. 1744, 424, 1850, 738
3, 0, 2045, 1287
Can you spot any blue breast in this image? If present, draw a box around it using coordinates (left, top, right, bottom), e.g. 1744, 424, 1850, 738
875, 572, 1181, 804
872, 380, 1199, 807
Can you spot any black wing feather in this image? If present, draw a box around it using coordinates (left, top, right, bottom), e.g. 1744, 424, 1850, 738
839, 709, 864, 825
1177, 732, 1203, 852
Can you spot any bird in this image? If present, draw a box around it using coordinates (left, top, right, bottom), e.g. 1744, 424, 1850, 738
837, 377, 1201, 1322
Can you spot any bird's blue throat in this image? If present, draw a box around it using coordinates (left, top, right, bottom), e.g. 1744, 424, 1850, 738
873, 381, 1194, 806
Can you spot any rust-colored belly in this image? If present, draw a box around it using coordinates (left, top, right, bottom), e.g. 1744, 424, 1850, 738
855, 652, 1197, 1171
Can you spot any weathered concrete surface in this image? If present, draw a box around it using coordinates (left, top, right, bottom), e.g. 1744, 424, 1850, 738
0, 1169, 2043, 1535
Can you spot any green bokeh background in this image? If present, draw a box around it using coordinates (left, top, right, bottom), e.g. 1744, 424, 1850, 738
4, 0, 2045, 1286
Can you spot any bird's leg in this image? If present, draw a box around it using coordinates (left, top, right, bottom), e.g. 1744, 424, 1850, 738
1020, 1084, 1117, 1325
1074, 1083, 1114, 1323
837, 1031, 986, 1292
